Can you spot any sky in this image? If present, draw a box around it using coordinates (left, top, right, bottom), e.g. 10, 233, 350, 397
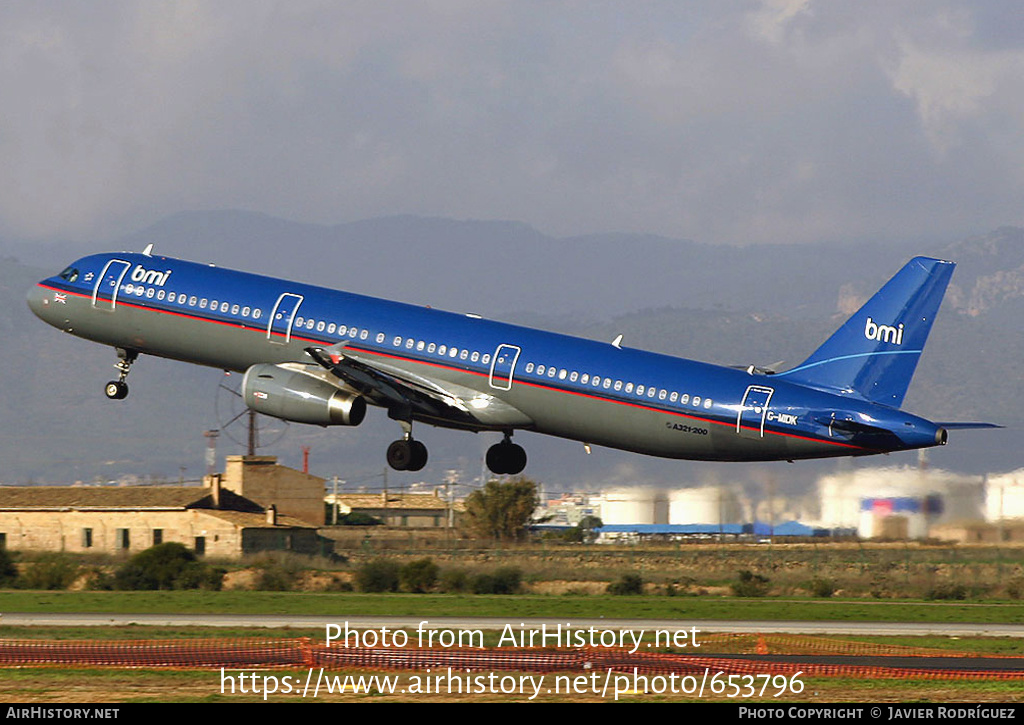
2, 0, 1024, 246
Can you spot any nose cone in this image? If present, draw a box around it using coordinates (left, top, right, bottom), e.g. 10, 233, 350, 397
27, 284, 61, 327
27, 284, 48, 319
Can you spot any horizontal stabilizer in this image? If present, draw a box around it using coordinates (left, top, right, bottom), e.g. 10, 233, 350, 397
934, 422, 1003, 430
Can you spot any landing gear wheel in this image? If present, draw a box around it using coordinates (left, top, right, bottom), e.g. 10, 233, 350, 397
105, 380, 128, 400
486, 441, 527, 475
387, 439, 429, 471
408, 440, 428, 472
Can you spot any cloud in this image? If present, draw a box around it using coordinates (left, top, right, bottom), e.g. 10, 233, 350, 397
1, 1, 1023, 245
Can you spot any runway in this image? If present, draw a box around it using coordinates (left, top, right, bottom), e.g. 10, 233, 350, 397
4, 611, 1024, 638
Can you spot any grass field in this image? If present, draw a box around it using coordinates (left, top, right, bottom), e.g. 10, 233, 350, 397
3, 589, 1024, 624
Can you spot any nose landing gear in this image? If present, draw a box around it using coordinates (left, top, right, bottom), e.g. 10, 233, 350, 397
104, 348, 138, 400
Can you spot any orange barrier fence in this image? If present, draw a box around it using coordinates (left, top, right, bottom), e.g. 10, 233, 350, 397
1, 636, 1022, 681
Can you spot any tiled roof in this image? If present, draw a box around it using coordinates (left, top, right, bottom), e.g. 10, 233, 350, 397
0, 486, 211, 509
332, 493, 462, 512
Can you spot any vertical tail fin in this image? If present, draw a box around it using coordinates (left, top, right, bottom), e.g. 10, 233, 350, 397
777, 256, 955, 408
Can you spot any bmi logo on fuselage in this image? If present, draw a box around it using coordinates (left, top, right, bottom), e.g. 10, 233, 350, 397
864, 316, 904, 345
130, 265, 172, 287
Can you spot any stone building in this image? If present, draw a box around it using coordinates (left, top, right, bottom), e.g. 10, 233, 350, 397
0, 457, 332, 557
328, 491, 459, 528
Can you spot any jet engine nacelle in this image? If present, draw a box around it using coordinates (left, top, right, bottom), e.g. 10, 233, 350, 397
242, 363, 366, 426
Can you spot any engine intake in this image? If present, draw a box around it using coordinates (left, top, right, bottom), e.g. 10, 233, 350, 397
242, 364, 366, 426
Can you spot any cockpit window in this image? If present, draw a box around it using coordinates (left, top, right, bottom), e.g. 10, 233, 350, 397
58, 266, 79, 283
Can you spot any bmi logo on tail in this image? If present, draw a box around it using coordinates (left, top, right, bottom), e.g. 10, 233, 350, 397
864, 317, 904, 345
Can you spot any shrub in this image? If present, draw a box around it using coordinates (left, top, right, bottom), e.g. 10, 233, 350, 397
19, 553, 80, 590
249, 554, 303, 591
926, 582, 967, 601
809, 577, 836, 598
439, 568, 469, 593
400, 558, 439, 593
731, 570, 770, 597
114, 542, 222, 591
338, 512, 383, 526
606, 574, 644, 596
355, 559, 400, 593
471, 566, 522, 595
0, 549, 17, 587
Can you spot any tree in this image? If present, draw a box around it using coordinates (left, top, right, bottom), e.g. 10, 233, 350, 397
462, 477, 539, 541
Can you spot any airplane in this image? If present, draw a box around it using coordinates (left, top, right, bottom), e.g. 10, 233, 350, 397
27, 248, 996, 474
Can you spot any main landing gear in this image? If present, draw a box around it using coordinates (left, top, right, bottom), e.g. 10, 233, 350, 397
386, 420, 428, 472
104, 348, 138, 400
486, 434, 527, 475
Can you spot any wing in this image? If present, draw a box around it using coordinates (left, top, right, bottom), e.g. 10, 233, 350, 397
304, 344, 533, 431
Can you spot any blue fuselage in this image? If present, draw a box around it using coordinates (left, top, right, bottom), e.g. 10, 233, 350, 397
28, 252, 947, 463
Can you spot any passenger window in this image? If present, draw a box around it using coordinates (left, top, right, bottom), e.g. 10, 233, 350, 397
704, 398, 713, 409
200, 299, 208, 309
592, 376, 601, 386
157, 290, 166, 300
168, 292, 177, 302
317, 321, 326, 332
360, 330, 368, 340
625, 383, 633, 393
548, 367, 556, 378
306, 319, 315, 329
221, 302, 229, 313
253, 309, 262, 319
449, 348, 458, 357
406, 339, 414, 349
471, 352, 479, 362
376, 333, 385, 343
482, 354, 490, 364
428, 343, 436, 353
570, 372, 578, 382
146, 288, 155, 298
559, 369, 567, 380
537, 365, 545, 375
659, 390, 667, 400
603, 378, 611, 389
693, 396, 701, 406
438, 345, 446, 356
581, 374, 589, 384
349, 328, 358, 338
231, 304, 239, 315
328, 323, 336, 334
525, 363, 535, 373
339, 325, 348, 336
460, 350, 468, 360
394, 337, 402, 346
417, 341, 425, 351
614, 380, 622, 391
211, 300, 218, 309
647, 388, 656, 398
681, 394, 690, 405
637, 385, 644, 395
242, 306, 250, 316
670, 392, 678, 402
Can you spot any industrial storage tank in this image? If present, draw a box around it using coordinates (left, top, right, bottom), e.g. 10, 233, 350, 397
817, 465, 983, 538
668, 486, 741, 525
599, 488, 668, 525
